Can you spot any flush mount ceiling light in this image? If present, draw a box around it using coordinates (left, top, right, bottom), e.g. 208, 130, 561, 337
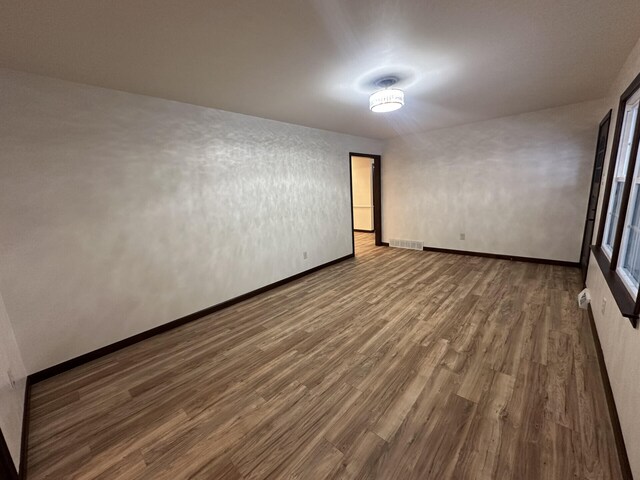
369, 77, 405, 113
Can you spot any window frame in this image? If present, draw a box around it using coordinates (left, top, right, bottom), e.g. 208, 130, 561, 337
617, 151, 640, 297
594, 71, 640, 327
602, 98, 639, 257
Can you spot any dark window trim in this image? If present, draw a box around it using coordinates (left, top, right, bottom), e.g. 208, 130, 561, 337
596, 72, 640, 245
610, 107, 640, 267
591, 246, 638, 326
593, 70, 640, 328
581, 110, 611, 282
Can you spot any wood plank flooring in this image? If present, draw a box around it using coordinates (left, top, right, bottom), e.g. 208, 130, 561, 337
27, 232, 623, 479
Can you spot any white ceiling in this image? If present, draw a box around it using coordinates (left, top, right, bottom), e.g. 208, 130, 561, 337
1, 0, 639, 139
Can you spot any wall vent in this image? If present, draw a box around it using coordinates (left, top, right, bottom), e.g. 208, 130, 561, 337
389, 239, 424, 251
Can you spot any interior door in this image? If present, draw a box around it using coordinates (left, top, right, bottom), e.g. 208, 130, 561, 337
581, 111, 612, 282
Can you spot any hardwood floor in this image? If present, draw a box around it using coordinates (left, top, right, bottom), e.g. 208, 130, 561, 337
27, 232, 622, 479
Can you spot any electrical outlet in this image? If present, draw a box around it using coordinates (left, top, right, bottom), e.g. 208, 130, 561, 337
303, 251, 308, 260
460, 233, 465, 240
6, 370, 16, 389
601, 297, 607, 316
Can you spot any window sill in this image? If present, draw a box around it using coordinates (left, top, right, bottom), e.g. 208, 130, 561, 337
591, 246, 639, 327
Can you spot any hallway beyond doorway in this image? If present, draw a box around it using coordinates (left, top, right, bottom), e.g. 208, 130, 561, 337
354, 231, 376, 256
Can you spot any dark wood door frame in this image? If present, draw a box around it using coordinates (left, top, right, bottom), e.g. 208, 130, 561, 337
581, 110, 612, 282
0, 427, 18, 480
349, 153, 382, 251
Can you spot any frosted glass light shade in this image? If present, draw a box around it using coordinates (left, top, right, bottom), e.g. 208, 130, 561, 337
369, 88, 404, 112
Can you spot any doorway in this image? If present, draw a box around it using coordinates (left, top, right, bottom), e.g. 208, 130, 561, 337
349, 153, 382, 255
580, 110, 612, 282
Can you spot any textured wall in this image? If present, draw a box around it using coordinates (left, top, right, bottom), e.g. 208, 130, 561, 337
0, 69, 382, 374
0, 290, 26, 470
382, 100, 608, 261
351, 156, 373, 231
586, 35, 640, 479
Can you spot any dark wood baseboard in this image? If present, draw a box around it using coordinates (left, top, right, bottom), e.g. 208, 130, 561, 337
29, 253, 354, 385
587, 305, 633, 479
353, 229, 374, 233
422, 245, 580, 267
380, 242, 579, 268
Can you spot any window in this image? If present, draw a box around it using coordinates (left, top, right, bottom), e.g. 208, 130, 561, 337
594, 72, 640, 326
602, 95, 639, 256
619, 188, 640, 294
618, 96, 640, 296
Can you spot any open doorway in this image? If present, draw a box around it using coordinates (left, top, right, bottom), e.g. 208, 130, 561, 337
349, 153, 382, 256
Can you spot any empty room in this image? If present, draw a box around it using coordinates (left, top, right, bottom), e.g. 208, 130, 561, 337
2, 1, 640, 479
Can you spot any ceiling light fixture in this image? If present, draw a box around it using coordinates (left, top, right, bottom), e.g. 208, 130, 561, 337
369, 77, 404, 113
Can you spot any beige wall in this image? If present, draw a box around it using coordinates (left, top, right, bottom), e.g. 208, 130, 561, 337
351, 156, 374, 231
586, 35, 640, 479
0, 290, 26, 470
382, 99, 608, 261
0, 68, 382, 377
